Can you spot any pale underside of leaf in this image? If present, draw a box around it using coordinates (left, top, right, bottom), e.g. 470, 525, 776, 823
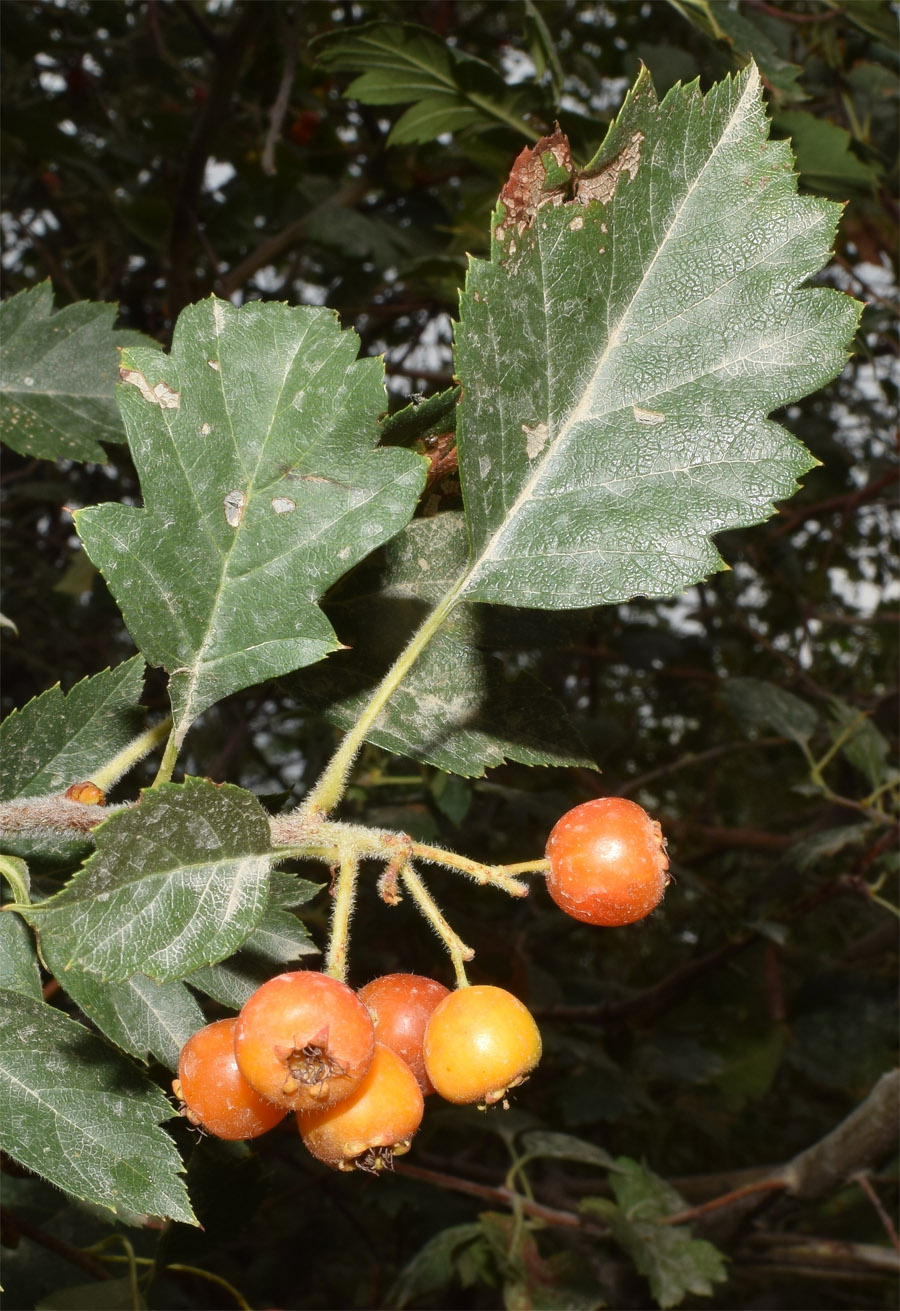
453, 64, 860, 610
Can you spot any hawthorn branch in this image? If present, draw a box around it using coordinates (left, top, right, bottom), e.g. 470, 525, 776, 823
261, 5, 300, 176
399, 1070, 900, 1253
766, 471, 900, 537
393, 1162, 607, 1236
854, 1171, 900, 1253
167, 4, 256, 319
0, 794, 125, 840
735, 1232, 899, 1281
219, 177, 368, 298
0, 1206, 110, 1281
780, 1068, 900, 1200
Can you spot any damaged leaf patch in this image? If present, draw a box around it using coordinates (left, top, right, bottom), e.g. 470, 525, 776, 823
119, 367, 180, 410
494, 125, 645, 243
457, 64, 861, 612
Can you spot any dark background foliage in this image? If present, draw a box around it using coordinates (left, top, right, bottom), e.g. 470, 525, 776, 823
1, 2, 897, 1308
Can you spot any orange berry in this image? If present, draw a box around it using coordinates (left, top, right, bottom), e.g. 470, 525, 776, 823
298, 1044, 424, 1172
174, 1018, 286, 1141
424, 985, 541, 1107
545, 797, 669, 926
234, 971, 374, 1112
358, 973, 450, 1096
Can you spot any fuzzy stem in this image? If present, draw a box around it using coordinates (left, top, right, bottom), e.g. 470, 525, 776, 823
152, 724, 181, 788
300, 581, 466, 818
93, 717, 172, 792
399, 862, 473, 988
0, 854, 31, 907
868, 890, 900, 920
411, 841, 530, 896
324, 847, 359, 982
502, 858, 551, 875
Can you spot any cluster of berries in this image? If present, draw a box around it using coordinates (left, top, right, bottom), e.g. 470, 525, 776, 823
173, 796, 669, 1170
173, 973, 541, 1171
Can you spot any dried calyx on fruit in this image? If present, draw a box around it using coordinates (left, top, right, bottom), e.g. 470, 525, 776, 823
234, 971, 375, 1111
298, 1044, 425, 1172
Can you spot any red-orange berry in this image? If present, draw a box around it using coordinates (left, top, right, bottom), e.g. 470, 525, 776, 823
545, 796, 669, 927
297, 1044, 424, 1172
234, 971, 375, 1112
173, 1018, 287, 1141
423, 985, 542, 1107
358, 973, 450, 1096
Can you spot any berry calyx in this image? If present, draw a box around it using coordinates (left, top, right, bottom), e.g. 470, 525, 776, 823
423, 985, 542, 1108
545, 796, 669, 927
357, 973, 450, 1096
297, 1043, 424, 1172
234, 971, 375, 1112
173, 1018, 287, 1141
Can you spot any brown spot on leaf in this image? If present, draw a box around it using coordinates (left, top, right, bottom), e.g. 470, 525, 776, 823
498, 128, 574, 235
522, 420, 549, 458
119, 367, 181, 409
223, 489, 247, 527
576, 131, 644, 206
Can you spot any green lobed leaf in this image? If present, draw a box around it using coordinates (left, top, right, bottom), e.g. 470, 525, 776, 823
311, 22, 536, 146
186, 886, 321, 1010
583, 1157, 727, 1308
0, 989, 194, 1222
789, 822, 874, 871
775, 111, 880, 195
298, 514, 594, 776
0, 656, 146, 801
186, 957, 269, 1011
722, 676, 818, 745
268, 870, 323, 908
386, 1223, 488, 1309
516, 1129, 623, 1173
828, 697, 893, 788
0, 911, 42, 999
0, 282, 160, 462
380, 386, 460, 447
73, 298, 426, 742
453, 66, 860, 611
669, 0, 807, 102
24, 778, 273, 983
41, 929, 205, 1069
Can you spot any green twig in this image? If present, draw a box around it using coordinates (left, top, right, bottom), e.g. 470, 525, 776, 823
399, 861, 473, 987
324, 846, 360, 981
300, 581, 466, 817
93, 716, 172, 791
152, 723, 181, 787
0, 853, 31, 907
867, 890, 900, 920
